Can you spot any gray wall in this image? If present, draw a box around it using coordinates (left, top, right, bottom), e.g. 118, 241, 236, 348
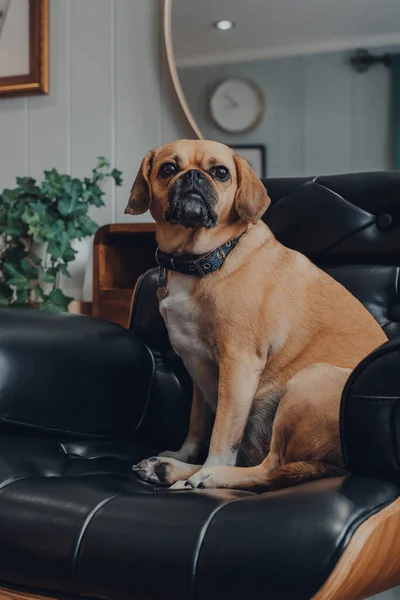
178, 50, 394, 177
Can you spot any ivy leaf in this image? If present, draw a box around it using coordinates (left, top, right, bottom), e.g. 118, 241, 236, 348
1, 188, 19, 204
28, 222, 55, 244
0, 205, 8, 230
43, 266, 59, 284
40, 289, 73, 312
20, 258, 39, 280
111, 168, 123, 186
50, 220, 64, 239
83, 188, 104, 208
57, 195, 86, 217
62, 178, 83, 200
59, 263, 70, 277
47, 240, 61, 260
41, 169, 64, 199
0, 282, 12, 305
60, 230, 70, 255
15, 288, 29, 304
66, 221, 80, 238
63, 248, 78, 263
6, 215, 26, 237
22, 202, 56, 243
32, 285, 44, 301
29, 201, 47, 217
47, 232, 77, 262
75, 214, 98, 237
4, 263, 29, 289
16, 177, 41, 198
96, 156, 110, 169
43, 273, 56, 284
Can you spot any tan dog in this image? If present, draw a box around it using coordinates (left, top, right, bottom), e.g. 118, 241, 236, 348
127, 140, 387, 491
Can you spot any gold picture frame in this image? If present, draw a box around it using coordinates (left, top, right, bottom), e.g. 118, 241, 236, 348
0, 0, 49, 98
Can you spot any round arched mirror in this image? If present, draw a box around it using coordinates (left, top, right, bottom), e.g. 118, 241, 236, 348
165, 0, 400, 178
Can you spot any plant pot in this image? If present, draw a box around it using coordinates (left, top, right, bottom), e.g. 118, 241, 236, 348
59, 237, 91, 301
32, 242, 54, 295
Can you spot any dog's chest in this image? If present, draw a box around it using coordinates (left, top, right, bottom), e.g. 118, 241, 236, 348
159, 274, 217, 403
159, 274, 209, 359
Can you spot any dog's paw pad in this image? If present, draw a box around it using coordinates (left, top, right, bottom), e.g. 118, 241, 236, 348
132, 458, 166, 484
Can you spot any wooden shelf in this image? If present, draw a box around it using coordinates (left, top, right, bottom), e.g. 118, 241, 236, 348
93, 223, 157, 327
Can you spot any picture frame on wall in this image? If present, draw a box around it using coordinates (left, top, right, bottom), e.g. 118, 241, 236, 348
0, 0, 49, 98
231, 145, 266, 179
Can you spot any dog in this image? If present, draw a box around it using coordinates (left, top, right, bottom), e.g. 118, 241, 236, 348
126, 139, 387, 491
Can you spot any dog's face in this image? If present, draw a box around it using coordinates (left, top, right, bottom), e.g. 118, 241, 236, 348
125, 140, 270, 228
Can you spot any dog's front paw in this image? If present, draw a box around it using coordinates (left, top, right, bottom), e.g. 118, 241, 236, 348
132, 457, 200, 486
159, 447, 199, 464
159, 450, 190, 461
178, 466, 228, 490
132, 457, 167, 485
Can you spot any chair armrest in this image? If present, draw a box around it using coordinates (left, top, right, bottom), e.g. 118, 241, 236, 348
0, 308, 154, 438
341, 338, 400, 483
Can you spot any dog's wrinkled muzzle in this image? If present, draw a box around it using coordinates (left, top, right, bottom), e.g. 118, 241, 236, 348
166, 169, 218, 229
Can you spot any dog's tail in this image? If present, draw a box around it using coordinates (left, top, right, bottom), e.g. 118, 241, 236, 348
262, 461, 347, 492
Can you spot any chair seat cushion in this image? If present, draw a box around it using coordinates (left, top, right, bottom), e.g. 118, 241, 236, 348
0, 436, 398, 600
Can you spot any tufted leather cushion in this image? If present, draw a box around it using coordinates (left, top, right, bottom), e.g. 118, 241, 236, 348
0, 309, 154, 437
0, 435, 397, 600
265, 174, 400, 338
265, 173, 400, 337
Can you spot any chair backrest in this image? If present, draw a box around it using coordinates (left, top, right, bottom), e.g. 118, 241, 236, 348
130, 172, 400, 450
264, 173, 400, 340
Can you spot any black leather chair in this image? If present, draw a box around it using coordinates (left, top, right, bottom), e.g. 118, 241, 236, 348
1, 173, 400, 600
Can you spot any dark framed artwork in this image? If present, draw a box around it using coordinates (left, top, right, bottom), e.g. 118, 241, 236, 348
0, 0, 49, 98
231, 145, 267, 179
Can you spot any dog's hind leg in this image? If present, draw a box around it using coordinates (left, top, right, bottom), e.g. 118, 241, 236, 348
181, 363, 350, 491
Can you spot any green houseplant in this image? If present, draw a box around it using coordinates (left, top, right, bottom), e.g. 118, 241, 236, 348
0, 157, 123, 311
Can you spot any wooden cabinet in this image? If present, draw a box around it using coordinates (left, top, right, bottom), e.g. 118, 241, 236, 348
93, 223, 157, 327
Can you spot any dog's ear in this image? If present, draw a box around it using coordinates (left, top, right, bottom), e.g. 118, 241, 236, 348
233, 154, 270, 224
125, 151, 155, 215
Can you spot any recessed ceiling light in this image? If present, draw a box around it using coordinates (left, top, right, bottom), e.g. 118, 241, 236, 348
214, 20, 235, 31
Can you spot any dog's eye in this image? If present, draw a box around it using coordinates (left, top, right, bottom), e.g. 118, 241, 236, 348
159, 163, 177, 178
211, 166, 230, 182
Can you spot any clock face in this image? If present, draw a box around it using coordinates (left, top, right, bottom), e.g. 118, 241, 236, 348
210, 78, 264, 133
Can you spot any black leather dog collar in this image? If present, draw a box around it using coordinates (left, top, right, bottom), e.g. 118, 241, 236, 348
155, 229, 247, 278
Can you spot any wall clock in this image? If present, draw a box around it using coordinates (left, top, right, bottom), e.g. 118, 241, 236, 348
209, 78, 265, 133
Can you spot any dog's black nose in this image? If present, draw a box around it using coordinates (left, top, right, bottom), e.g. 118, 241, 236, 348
183, 169, 206, 183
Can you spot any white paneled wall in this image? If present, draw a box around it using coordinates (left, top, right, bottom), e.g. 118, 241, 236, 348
0, 0, 192, 221
0, 0, 191, 297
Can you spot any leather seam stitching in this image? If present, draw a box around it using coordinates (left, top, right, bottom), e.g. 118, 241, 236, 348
268, 178, 315, 208
191, 496, 249, 600
321, 219, 375, 256
313, 181, 375, 216
72, 493, 123, 595
0, 476, 31, 491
